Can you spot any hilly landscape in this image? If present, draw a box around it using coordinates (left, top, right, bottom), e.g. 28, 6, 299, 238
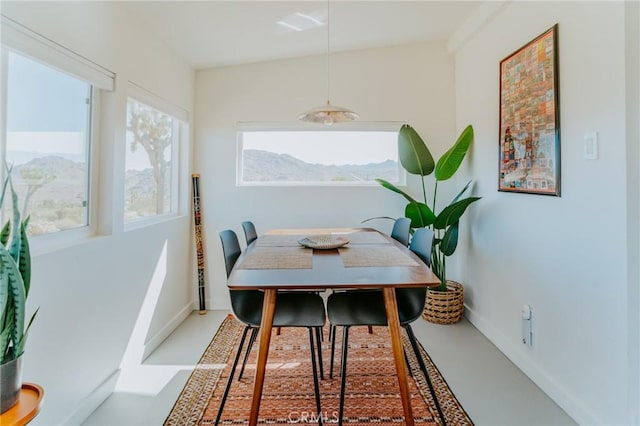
242, 149, 399, 183
6, 155, 162, 235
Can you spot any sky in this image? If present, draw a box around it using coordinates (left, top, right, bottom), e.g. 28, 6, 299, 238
6, 50, 159, 171
242, 130, 398, 166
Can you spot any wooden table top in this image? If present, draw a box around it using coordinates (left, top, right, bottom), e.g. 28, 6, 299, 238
227, 228, 440, 290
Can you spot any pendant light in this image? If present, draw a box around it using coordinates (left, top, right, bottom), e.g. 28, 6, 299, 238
298, 0, 358, 125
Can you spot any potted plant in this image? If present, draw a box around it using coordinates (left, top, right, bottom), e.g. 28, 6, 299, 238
375, 124, 480, 324
0, 169, 37, 412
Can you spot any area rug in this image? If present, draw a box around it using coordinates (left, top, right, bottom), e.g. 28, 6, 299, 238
165, 315, 473, 425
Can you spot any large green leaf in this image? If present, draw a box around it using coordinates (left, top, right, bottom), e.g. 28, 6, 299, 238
361, 216, 395, 224
433, 196, 481, 229
375, 178, 416, 203
0, 316, 11, 362
405, 202, 436, 228
440, 222, 459, 256
398, 125, 435, 177
434, 125, 474, 181
7, 176, 21, 264
0, 275, 13, 362
18, 222, 30, 297
0, 222, 10, 247
16, 307, 38, 356
0, 246, 25, 361
451, 180, 472, 204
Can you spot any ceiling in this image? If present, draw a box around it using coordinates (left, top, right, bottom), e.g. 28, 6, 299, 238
123, 1, 482, 69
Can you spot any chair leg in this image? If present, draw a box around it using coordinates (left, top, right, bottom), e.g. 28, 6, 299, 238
308, 328, 323, 426
238, 327, 258, 381
215, 325, 251, 426
367, 325, 373, 334
338, 326, 350, 426
315, 326, 324, 380
329, 325, 337, 379
404, 347, 413, 378
405, 325, 446, 426
276, 326, 281, 335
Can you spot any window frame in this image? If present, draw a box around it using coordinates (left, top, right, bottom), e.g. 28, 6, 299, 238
236, 122, 406, 188
0, 21, 113, 250
123, 83, 188, 231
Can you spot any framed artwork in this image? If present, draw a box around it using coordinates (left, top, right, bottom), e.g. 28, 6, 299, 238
499, 24, 560, 196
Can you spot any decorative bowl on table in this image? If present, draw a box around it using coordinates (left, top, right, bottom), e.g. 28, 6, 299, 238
298, 235, 349, 249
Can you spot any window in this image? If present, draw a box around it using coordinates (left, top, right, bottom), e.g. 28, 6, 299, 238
2, 49, 93, 236
1, 17, 114, 240
124, 94, 183, 224
237, 125, 405, 186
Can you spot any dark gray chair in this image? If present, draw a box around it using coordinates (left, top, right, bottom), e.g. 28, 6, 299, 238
326, 228, 446, 426
241, 220, 258, 246
330, 217, 411, 338
390, 216, 411, 247
217, 230, 326, 425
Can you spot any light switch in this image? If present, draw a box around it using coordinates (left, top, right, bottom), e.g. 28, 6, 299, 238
584, 132, 598, 160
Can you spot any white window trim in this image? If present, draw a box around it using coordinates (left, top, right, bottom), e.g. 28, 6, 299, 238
127, 81, 189, 122
1, 43, 102, 249
123, 83, 188, 231
236, 121, 407, 187
1, 15, 115, 91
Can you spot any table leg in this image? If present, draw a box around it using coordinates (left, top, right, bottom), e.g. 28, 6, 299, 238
382, 287, 415, 426
249, 289, 277, 426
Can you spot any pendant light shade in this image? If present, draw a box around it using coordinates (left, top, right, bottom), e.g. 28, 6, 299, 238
299, 0, 358, 125
298, 100, 359, 125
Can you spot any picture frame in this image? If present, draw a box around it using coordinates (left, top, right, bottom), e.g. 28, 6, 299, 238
498, 24, 560, 196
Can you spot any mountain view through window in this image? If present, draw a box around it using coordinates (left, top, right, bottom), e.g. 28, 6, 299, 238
3, 50, 92, 236
238, 129, 403, 186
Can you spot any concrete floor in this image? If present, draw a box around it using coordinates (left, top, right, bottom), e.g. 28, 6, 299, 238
83, 310, 576, 426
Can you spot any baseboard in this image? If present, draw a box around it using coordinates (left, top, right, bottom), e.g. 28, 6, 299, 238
142, 302, 194, 361
464, 305, 602, 425
61, 369, 120, 426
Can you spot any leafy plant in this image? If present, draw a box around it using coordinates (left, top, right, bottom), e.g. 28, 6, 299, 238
375, 124, 480, 291
0, 168, 37, 364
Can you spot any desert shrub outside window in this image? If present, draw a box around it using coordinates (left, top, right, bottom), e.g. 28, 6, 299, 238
1, 49, 93, 237
124, 94, 182, 224
237, 124, 405, 186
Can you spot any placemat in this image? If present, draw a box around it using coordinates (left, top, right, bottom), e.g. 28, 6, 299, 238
343, 231, 392, 245
339, 245, 420, 267
254, 234, 304, 247
235, 246, 313, 270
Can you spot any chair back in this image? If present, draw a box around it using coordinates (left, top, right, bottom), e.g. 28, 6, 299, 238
397, 227, 435, 325
408, 227, 433, 267
219, 229, 242, 278
241, 221, 258, 246
219, 229, 264, 326
390, 217, 411, 247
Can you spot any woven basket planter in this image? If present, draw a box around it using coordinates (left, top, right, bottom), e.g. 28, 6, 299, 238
422, 280, 464, 324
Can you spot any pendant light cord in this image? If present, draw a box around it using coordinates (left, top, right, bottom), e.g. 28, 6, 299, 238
326, 0, 331, 105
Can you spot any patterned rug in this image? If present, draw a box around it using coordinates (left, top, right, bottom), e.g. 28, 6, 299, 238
165, 315, 473, 425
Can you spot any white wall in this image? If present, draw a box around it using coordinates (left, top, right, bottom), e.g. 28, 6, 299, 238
453, 2, 635, 424
194, 42, 457, 310
1, 2, 195, 425
626, 2, 640, 423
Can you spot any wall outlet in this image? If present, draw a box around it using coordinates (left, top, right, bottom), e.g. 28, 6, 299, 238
522, 305, 533, 346
584, 132, 598, 159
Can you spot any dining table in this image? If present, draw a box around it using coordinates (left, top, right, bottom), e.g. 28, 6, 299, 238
226, 227, 441, 426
